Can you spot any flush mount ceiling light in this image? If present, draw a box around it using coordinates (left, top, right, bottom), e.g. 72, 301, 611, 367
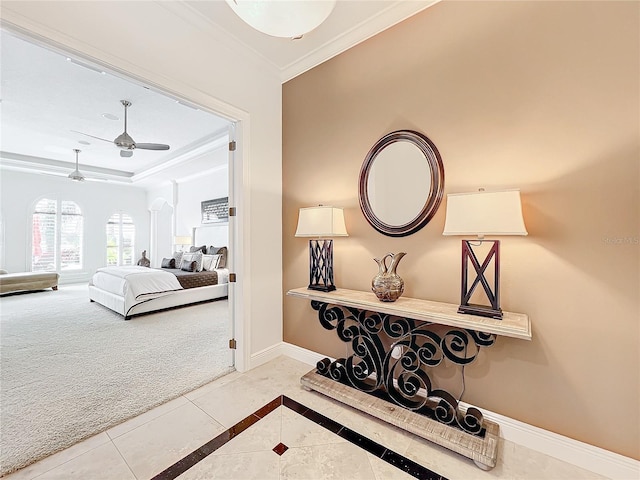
68, 149, 85, 182
225, 0, 337, 38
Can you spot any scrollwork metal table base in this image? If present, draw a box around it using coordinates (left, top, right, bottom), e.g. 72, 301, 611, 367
301, 299, 500, 469
288, 289, 528, 471
289, 287, 531, 470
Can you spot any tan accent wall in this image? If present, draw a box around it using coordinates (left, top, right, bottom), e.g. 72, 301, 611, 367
283, 1, 639, 459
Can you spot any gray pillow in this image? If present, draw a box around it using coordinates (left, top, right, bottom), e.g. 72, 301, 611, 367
161, 258, 175, 269
180, 259, 197, 272
182, 251, 204, 272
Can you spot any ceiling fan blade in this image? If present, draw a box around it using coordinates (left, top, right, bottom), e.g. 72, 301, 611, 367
135, 143, 170, 151
71, 130, 113, 143
120, 150, 134, 158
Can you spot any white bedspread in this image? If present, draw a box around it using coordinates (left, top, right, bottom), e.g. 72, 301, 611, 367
91, 266, 183, 300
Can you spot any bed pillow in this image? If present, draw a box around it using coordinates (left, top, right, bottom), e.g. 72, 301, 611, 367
189, 245, 207, 254
173, 251, 184, 266
208, 246, 228, 268
180, 259, 197, 272
161, 257, 176, 269
182, 251, 204, 272
202, 254, 222, 271
201, 254, 213, 271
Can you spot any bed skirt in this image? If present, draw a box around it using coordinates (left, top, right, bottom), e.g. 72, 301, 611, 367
88, 283, 228, 319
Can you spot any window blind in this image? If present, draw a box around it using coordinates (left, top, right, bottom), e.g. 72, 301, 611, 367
32, 199, 83, 272
106, 213, 136, 266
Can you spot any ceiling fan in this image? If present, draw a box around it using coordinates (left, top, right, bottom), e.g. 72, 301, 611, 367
64, 148, 105, 182
68, 149, 85, 182
74, 100, 170, 158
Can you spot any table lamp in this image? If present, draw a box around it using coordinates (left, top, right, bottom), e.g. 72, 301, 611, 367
443, 189, 527, 319
174, 235, 192, 253
295, 206, 348, 292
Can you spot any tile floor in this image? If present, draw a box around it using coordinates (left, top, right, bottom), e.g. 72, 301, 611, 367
3, 356, 608, 480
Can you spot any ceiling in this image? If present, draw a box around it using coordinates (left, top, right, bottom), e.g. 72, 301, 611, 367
0, 32, 232, 187
184, 0, 436, 80
0, 1, 436, 187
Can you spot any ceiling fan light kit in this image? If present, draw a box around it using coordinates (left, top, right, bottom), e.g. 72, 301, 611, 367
68, 149, 85, 182
225, 0, 337, 38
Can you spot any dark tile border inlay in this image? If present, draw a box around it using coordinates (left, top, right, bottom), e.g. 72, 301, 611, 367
151, 395, 447, 480
272, 442, 289, 456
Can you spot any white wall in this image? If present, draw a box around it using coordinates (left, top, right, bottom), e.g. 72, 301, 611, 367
175, 165, 229, 238
155, 203, 174, 266
146, 162, 229, 264
1, 0, 285, 368
146, 183, 174, 213
0, 170, 150, 283
147, 183, 174, 267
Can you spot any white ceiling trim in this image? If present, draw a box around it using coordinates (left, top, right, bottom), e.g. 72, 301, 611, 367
157, 1, 282, 78
281, 0, 439, 82
130, 127, 229, 176
163, 1, 439, 84
131, 131, 229, 183
0, 152, 134, 183
173, 163, 228, 185
0, 127, 229, 186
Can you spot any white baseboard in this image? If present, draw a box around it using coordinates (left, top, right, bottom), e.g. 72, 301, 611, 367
249, 341, 289, 370
278, 342, 639, 480
280, 342, 326, 367
473, 406, 639, 479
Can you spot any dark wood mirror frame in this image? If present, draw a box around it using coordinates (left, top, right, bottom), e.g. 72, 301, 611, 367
359, 130, 445, 237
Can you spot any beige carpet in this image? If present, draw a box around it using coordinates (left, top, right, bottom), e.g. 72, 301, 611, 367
0, 284, 233, 475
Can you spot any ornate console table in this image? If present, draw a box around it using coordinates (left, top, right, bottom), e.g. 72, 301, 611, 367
287, 287, 531, 470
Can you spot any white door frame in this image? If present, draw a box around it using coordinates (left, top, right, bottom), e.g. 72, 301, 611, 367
2, 24, 251, 372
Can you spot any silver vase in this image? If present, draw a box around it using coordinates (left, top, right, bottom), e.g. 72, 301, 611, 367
371, 252, 406, 302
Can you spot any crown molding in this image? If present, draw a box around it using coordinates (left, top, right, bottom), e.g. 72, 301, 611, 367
0, 127, 228, 186
156, 0, 439, 84
281, 1, 439, 82
156, 1, 282, 79
131, 130, 229, 183
0, 152, 133, 181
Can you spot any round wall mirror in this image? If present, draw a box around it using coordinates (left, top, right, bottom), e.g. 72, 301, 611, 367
359, 130, 444, 237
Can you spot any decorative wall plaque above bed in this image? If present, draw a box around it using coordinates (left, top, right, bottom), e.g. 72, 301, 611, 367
201, 197, 229, 224
359, 130, 444, 237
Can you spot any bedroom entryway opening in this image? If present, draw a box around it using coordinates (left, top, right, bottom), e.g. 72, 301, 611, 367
0, 28, 246, 476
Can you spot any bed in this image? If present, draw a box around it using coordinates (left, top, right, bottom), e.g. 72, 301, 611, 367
89, 224, 230, 320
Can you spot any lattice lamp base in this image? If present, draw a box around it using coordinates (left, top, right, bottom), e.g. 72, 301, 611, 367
307, 239, 335, 292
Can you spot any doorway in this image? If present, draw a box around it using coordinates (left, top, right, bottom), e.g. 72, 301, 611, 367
0, 26, 246, 474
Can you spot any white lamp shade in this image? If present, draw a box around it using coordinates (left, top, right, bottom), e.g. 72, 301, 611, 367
442, 190, 528, 236
295, 206, 348, 237
225, 0, 336, 38
174, 235, 193, 245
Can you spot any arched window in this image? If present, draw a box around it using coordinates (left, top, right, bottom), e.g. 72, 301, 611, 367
32, 199, 83, 272
106, 213, 135, 266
